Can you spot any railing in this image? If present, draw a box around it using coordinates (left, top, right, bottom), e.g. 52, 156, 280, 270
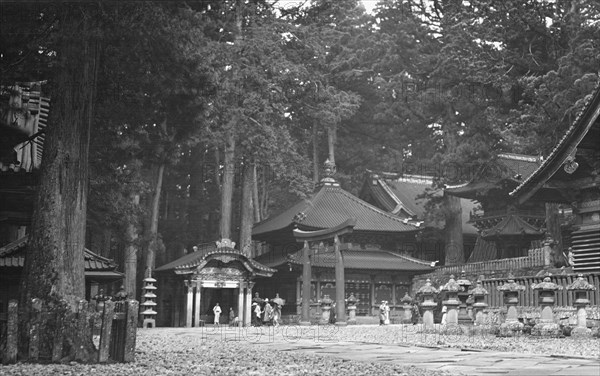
433, 248, 547, 276
0, 299, 138, 364
480, 272, 600, 308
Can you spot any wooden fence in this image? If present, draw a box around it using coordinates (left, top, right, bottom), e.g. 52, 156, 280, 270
0, 299, 138, 364
434, 248, 547, 276
480, 272, 600, 307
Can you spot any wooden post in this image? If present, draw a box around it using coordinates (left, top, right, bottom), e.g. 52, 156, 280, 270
194, 281, 201, 327
4, 300, 18, 364
185, 281, 193, 328
300, 241, 311, 325
123, 300, 139, 363
370, 276, 376, 316
98, 300, 115, 363
29, 298, 42, 361
245, 283, 253, 326
334, 235, 346, 325
237, 287, 244, 326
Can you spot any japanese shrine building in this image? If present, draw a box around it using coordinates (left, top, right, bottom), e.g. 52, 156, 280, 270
251, 166, 434, 318
154, 239, 275, 327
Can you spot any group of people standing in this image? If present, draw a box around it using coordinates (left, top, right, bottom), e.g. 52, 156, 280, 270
252, 292, 283, 327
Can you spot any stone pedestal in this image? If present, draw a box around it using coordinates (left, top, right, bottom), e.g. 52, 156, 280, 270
346, 293, 358, 325
320, 295, 333, 325
497, 278, 525, 337
532, 277, 562, 337
417, 279, 438, 331
567, 274, 596, 337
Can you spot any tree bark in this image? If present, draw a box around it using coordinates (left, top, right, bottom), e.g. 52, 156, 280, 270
19, 3, 99, 362
219, 131, 236, 239
125, 194, 139, 299
252, 164, 261, 223
443, 194, 464, 265
239, 161, 254, 256
313, 123, 319, 182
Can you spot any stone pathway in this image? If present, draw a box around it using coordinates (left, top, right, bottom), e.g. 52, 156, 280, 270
165, 326, 600, 376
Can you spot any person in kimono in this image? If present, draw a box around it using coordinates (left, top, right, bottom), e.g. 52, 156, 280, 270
213, 303, 222, 326
253, 302, 262, 326
379, 301, 386, 325
263, 299, 273, 326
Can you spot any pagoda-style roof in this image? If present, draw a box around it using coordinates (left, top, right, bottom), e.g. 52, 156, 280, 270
0, 236, 123, 281
155, 240, 276, 277
252, 180, 420, 242
510, 83, 600, 204
287, 244, 434, 272
360, 172, 478, 235
480, 214, 544, 240
446, 153, 542, 201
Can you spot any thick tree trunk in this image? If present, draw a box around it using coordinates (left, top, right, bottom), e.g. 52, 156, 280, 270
125, 195, 139, 298
219, 131, 236, 239
145, 163, 165, 273
239, 161, 254, 256
443, 194, 464, 265
187, 144, 206, 246
252, 164, 261, 223
313, 123, 319, 182
19, 4, 99, 362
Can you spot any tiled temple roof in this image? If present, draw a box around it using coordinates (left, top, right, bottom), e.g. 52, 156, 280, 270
252, 183, 419, 239
0, 236, 120, 272
480, 214, 543, 240
510, 82, 600, 202
362, 172, 478, 235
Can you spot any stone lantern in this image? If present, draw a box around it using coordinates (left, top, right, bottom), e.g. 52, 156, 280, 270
531, 276, 562, 336
456, 271, 473, 325
469, 281, 489, 326
440, 275, 461, 333
497, 277, 525, 336
346, 293, 358, 325
319, 294, 333, 324
417, 279, 439, 330
400, 292, 413, 324
566, 274, 596, 337
141, 274, 158, 328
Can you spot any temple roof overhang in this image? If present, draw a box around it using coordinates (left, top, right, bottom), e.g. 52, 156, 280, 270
252, 183, 420, 242
361, 171, 478, 235
287, 244, 434, 272
510, 83, 600, 204
155, 240, 276, 278
0, 236, 123, 280
480, 214, 544, 240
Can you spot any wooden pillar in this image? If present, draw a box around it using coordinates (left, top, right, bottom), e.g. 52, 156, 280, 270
185, 280, 193, 328
391, 280, 397, 309
301, 241, 311, 325
296, 279, 302, 314
237, 286, 244, 326
334, 235, 346, 325
193, 281, 202, 327
370, 275, 376, 315
245, 283, 252, 326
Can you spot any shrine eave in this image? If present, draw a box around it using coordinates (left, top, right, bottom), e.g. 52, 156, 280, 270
480, 214, 544, 240
510, 83, 600, 204
288, 247, 434, 272
155, 246, 276, 277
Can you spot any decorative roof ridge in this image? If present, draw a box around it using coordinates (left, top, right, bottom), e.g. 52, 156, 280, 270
510, 81, 600, 198
331, 185, 419, 229
0, 236, 28, 257
375, 177, 416, 217
390, 252, 434, 267
497, 152, 542, 163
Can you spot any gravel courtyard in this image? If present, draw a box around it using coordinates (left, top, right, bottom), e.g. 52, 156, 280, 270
1, 324, 598, 375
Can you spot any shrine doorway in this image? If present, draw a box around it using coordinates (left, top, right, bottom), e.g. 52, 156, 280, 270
200, 287, 236, 324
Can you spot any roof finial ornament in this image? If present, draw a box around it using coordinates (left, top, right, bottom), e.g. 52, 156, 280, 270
319, 158, 339, 186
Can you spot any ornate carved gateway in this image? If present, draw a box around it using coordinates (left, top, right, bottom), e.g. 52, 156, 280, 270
154, 239, 275, 327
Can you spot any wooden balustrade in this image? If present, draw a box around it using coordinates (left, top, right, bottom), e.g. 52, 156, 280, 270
433, 248, 547, 276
